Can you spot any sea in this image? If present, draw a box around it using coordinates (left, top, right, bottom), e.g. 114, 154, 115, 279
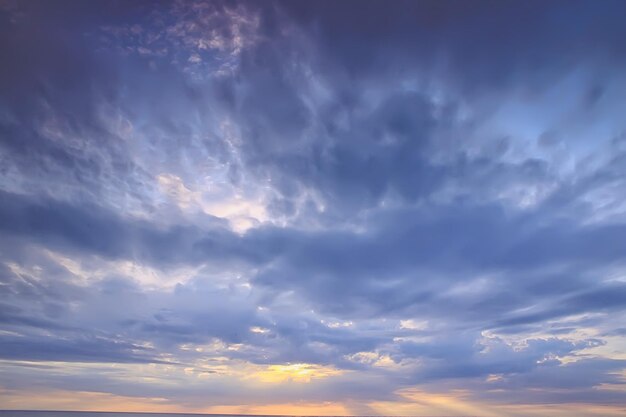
0, 413, 279, 417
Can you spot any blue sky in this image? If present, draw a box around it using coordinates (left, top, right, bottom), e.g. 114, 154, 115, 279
1, 1, 626, 416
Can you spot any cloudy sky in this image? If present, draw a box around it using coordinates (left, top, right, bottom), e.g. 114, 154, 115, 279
1, 1, 626, 416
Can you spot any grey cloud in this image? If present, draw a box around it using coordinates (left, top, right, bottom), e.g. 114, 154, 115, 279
0, 334, 166, 364
1, 0, 626, 411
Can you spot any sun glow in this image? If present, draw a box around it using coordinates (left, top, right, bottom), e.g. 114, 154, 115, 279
249, 363, 344, 383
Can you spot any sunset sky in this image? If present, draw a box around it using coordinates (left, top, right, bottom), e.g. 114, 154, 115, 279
1, 1, 626, 416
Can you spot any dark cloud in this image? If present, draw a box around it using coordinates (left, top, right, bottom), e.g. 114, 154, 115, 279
280, 0, 626, 92
0, 334, 166, 364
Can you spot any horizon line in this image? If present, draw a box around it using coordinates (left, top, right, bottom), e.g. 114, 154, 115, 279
0, 410, 478, 417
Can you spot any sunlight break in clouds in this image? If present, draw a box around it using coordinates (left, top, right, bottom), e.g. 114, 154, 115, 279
1, 1, 626, 416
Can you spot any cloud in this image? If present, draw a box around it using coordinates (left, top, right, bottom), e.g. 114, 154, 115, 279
1, 0, 626, 414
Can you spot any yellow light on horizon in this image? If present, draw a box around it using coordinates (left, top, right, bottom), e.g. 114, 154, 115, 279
248, 362, 343, 383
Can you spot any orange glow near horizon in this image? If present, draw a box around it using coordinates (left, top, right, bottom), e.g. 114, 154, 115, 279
3, 387, 626, 417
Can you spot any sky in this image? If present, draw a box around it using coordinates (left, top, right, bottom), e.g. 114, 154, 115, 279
0, 0, 626, 416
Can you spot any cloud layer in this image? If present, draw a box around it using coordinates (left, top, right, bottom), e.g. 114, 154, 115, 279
1, 1, 626, 416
